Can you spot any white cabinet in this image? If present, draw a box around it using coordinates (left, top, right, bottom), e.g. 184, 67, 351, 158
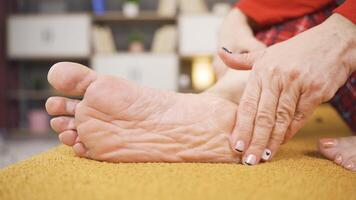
179, 14, 223, 56
7, 14, 91, 59
92, 53, 179, 91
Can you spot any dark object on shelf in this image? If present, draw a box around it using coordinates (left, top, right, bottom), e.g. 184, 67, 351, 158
128, 31, 144, 52
92, 0, 106, 15
93, 11, 176, 23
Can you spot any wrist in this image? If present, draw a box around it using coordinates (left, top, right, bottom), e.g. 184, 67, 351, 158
204, 69, 249, 104
321, 14, 356, 73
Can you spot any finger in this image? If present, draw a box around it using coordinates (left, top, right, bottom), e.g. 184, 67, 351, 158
46, 96, 80, 116
230, 72, 261, 155
263, 86, 299, 161
284, 92, 321, 142
50, 117, 76, 133
218, 48, 261, 70
240, 39, 267, 52
58, 130, 78, 146
243, 80, 279, 165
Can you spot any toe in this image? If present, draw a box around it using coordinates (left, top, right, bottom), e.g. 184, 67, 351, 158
50, 117, 76, 133
46, 97, 79, 116
343, 157, 356, 172
73, 142, 88, 157
48, 62, 97, 96
58, 130, 78, 146
339, 150, 356, 171
319, 136, 356, 172
318, 138, 339, 160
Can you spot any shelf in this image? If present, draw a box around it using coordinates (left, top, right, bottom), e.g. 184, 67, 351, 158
93, 11, 176, 23
6, 129, 57, 139
8, 56, 90, 62
7, 90, 81, 100
179, 54, 214, 60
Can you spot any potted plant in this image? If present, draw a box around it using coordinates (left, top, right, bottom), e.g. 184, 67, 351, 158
123, 0, 140, 17
128, 31, 144, 52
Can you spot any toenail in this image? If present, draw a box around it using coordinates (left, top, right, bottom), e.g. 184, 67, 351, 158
345, 162, 354, 170
261, 149, 272, 161
235, 140, 245, 152
320, 138, 337, 148
335, 154, 343, 164
244, 154, 256, 166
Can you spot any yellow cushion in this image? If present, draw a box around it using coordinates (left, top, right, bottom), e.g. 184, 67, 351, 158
1, 104, 355, 200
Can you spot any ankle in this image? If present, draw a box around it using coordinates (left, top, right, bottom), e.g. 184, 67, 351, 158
204, 69, 249, 104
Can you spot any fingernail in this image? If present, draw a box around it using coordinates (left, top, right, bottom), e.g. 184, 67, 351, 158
244, 154, 256, 166
335, 154, 343, 164
261, 149, 272, 161
234, 140, 245, 152
222, 47, 232, 54
320, 138, 337, 148
345, 162, 354, 170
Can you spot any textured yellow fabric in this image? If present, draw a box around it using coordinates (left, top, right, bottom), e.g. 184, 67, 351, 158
1, 105, 355, 200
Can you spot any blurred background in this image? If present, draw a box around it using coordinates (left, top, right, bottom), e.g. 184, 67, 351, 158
0, 0, 236, 167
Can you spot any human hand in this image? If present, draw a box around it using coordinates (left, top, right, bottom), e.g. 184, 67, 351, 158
214, 8, 266, 79
219, 14, 356, 165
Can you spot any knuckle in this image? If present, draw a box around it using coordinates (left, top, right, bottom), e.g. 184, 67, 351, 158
322, 89, 337, 102
266, 66, 280, 77
255, 111, 275, 128
309, 79, 323, 92
293, 111, 306, 122
287, 68, 302, 81
250, 140, 267, 151
270, 133, 284, 145
239, 98, 258, 115
275, 109, 292, 126
237, 124, 252, 135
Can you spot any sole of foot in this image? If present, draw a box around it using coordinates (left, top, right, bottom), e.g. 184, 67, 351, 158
46, 62, 240, 163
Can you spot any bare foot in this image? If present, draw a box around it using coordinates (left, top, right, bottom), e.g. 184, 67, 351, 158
46, 62, 240, 163
318, 136, 356, 171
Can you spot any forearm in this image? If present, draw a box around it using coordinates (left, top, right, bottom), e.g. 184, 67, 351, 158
320, 14, 356, 74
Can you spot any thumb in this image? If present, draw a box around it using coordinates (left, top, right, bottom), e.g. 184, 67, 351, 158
218, 47, 261, 70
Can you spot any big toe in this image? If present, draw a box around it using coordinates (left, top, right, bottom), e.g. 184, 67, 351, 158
48, 62, 97, 96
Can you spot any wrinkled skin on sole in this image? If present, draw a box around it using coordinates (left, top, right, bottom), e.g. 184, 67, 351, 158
46, 62, 240, 163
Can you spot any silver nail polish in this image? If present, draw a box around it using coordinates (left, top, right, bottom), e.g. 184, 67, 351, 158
244, 154, 256, 166
235, 140, 245, 152
262, 149, 272, 161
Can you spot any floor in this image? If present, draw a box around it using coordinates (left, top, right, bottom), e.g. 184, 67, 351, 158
0, 135, 59, 168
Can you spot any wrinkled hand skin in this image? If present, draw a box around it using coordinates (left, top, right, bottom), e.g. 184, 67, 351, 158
213, 8, 266, 79
219, 13, 356, 165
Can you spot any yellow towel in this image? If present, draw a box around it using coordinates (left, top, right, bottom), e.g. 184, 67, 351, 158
1, 105, 355, 200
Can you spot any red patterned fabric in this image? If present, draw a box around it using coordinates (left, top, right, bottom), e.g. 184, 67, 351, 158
236, 0, 356, 26
254, 4, 356, 132
236, 0, 333, 26
334, 0, 356, 24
